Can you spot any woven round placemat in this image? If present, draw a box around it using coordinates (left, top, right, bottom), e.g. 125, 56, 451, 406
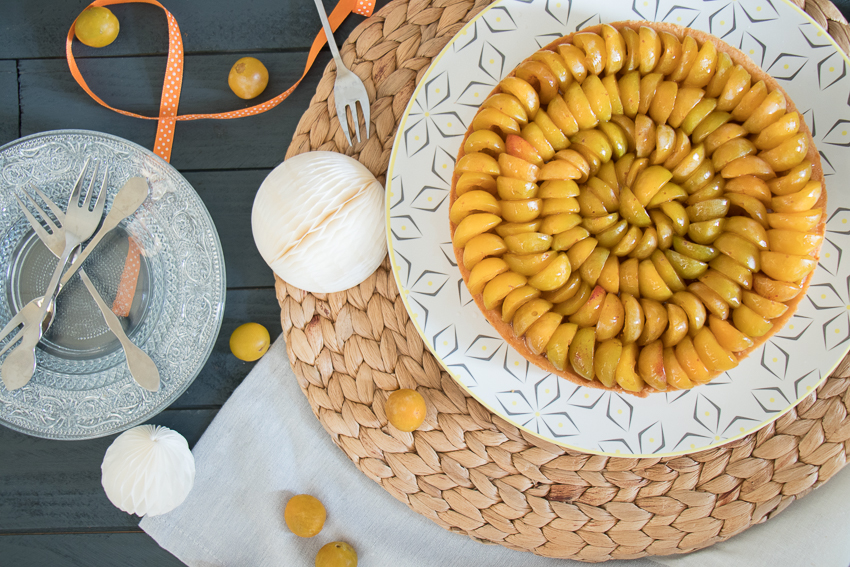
277, 0, 850, 561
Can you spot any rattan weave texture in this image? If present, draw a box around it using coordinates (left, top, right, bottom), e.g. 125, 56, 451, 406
277, 0, 850, 560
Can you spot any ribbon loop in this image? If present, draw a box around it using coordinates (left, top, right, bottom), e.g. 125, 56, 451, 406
67, 0, 374, 161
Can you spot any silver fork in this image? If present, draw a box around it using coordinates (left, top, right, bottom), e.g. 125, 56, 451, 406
10, 186, 72, 335
313, 0, 371, 146
1, 160, 108, 390
11, 183, 160, 392
0, 179, 147, 351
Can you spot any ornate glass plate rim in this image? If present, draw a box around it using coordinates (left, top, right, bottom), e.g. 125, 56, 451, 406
0, 129, 226, 440
385, 0, 850, 457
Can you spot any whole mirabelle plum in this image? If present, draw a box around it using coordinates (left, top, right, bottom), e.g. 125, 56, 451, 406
385, 389, 427, 432
228, 57, 269, 100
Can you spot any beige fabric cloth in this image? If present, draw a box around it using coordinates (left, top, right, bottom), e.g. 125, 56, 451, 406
141, 337, 850, 566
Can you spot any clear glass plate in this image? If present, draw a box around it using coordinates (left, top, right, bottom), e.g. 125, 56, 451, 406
0, 130, 226, 439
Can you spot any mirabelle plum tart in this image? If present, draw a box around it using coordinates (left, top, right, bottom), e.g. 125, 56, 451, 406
449, 21, 826, 397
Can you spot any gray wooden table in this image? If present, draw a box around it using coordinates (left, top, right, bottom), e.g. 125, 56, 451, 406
2, 0, 850, 565
0, 0, 389, 564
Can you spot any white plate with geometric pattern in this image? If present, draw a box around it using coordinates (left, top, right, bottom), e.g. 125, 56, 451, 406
386, 0, 850, 457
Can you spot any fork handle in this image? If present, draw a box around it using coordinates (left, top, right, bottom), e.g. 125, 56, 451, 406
1, 329, 38, 391
35, 242, 77, 331
79, 271, 160, 392
0, 243, 77, 390
312, 0, 344, 67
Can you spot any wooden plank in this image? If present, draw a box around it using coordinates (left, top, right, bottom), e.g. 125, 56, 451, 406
0, 0, 388, 60
0, 61, 19, 144
182, 169, 275, 289
16, 51, 332, 169
0, 409, 216, 532
0, 533, 183, 567
171, 286, 283, 409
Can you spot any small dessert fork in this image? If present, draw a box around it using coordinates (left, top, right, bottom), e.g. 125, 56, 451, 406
312, 0, 371, 146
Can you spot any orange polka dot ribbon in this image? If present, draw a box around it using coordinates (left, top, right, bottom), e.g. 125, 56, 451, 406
112, 237, 141, 317
66, 0, 375, 162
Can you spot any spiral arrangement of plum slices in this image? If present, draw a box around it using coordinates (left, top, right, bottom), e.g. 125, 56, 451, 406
449, 22, 826, 395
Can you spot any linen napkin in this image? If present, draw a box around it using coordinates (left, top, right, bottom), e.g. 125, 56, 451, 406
141, 337, 850, 567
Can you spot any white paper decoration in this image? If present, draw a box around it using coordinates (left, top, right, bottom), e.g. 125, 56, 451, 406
101, 425, 196, 517
251, 151, 387, 293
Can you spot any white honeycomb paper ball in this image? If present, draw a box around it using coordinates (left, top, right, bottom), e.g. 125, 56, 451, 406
101, 425, 195, 517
